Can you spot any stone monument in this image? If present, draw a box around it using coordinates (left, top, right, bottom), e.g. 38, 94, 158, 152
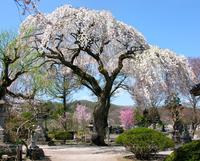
27, 129, 45, 160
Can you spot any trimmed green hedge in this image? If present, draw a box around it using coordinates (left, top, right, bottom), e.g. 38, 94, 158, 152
48, 131, 73, 141
165, 140, 200, 161
116, 127, 174, 160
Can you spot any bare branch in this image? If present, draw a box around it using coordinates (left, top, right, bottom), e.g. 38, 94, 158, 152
110, 75, 127, 96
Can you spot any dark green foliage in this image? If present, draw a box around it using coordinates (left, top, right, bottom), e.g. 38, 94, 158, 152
116, 127, 174, 160
135, 108, 162, 128
165, 140, 200, 161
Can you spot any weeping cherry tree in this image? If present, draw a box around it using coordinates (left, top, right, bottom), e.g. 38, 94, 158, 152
127, 46, 196, 106
19, 5, 148, 145
126, 46, 196, 130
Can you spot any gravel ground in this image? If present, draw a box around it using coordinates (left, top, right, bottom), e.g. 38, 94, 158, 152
39, 145, 132, 161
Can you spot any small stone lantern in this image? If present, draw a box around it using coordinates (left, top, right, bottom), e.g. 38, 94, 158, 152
28, 127, 45, 160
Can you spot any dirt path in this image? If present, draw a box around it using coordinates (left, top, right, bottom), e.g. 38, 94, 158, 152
40, 145, 132, 161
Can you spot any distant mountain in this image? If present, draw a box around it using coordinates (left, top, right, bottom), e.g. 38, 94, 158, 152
68, 99, 127, 110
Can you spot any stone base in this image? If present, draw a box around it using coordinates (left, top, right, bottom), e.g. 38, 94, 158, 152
27, 147, 45, 160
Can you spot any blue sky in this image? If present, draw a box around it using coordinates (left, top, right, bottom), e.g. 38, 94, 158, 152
0, 0, 199, 105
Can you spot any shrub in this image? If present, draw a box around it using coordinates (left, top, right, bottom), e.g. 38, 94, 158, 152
165, 140, 200, 161
116, 127, 174, 160
49, 131, 73, 141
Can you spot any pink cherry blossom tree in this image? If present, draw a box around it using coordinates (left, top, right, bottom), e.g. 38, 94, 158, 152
74, 104, 91, 125
74, 104, 91, 141
119, 108, 134, 130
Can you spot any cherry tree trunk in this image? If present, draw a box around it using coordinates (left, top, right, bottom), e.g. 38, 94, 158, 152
0, 86, 6, 100
91, 96, 110, 146
191, 105, 198, 137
